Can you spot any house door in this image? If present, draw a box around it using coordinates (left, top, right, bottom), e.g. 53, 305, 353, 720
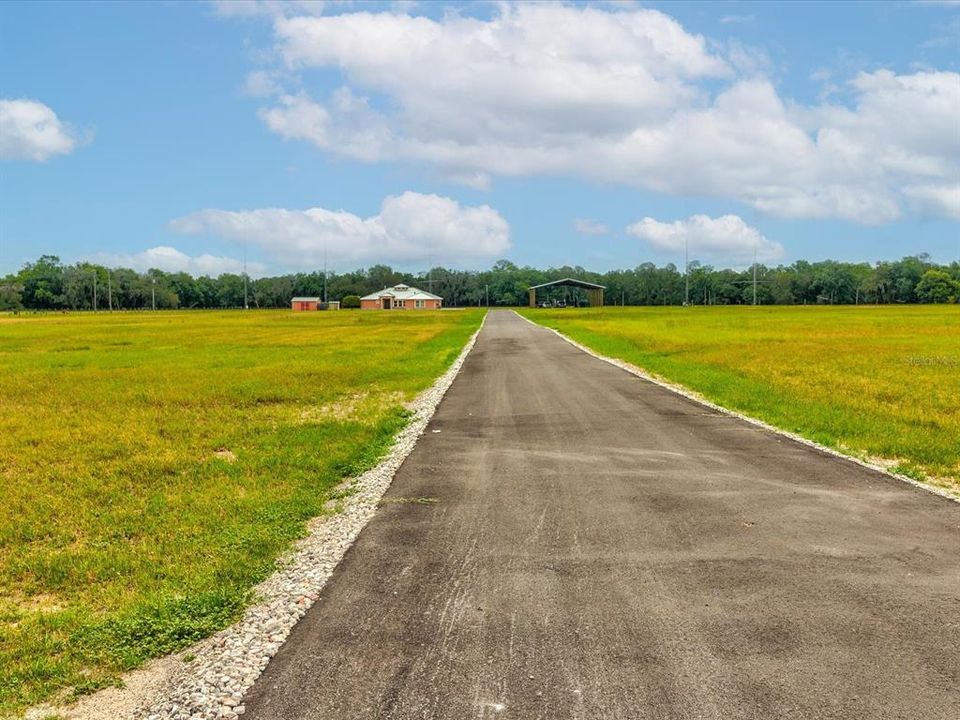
381, 298, 391, 310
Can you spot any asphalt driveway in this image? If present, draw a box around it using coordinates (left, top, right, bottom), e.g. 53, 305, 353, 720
244, 310, 959, 720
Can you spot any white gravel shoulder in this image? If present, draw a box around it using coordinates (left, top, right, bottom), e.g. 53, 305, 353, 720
29, 314, 486, 720
515, 310, 958, 505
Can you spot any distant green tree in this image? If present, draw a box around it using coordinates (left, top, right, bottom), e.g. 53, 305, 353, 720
768, 268, 796, 305
915, 269, 959, 304
168, 272, 201, 308
63, 265, 92, 309
215, 273, 246, 308
341, 294, 361, 308
19, 255, 65, 309
367, 264, 401, 292
9, 253, 960, 310
890, 254, 931, 303
811, 261, 857, 304
0, 279, 24, 310
252, 274, 295, 308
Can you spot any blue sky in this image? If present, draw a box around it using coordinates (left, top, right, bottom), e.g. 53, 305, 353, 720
1, 0, 958, 277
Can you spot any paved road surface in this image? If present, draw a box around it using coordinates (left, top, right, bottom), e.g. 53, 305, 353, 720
245, 310, 959, 720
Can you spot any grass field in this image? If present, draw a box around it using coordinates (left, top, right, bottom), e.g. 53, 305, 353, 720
0, 308, 482, 715
520, 306, 959, 494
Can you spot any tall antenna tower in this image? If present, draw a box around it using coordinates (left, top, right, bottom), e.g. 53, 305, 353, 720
427, 237, 434, 293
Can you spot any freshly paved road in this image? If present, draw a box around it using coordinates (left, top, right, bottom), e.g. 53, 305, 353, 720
245, 310, 959, 720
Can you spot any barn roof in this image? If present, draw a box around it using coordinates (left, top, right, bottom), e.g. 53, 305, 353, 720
291, 297, 320, 302
360, 284, 442, 301
528, 277, 606, 291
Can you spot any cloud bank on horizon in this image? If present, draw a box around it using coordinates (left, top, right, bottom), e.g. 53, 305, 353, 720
169, 192, 511, 270
627, 215, 784, 263
94, 246, 267, 277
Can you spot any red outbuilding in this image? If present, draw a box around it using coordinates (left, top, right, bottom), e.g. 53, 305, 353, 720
291, 297, 320, 311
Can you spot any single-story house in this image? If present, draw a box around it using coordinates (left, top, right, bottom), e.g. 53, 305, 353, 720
360, 284, 443, 310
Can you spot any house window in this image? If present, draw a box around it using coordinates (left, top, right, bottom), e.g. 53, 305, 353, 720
415, 299, 424, 309
396, 300, 404, 308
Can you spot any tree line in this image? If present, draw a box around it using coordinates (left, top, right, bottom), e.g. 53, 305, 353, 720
2, 254, 958, 311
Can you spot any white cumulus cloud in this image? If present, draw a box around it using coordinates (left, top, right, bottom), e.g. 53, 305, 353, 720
0, 99, 82, 162
168, 191, 511, 267
239, 4, 960, 224
626, 215, 784, 262
94, 246, 265, 276
903, 183, 960, 220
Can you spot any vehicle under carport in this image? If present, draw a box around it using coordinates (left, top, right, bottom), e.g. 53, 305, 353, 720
527, 278, 605, 308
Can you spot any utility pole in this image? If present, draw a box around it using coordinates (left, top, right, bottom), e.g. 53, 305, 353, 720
243, 243, 249, 309
322, 239, 328, 304
107, 272, 113, 311
152, 277, 156, 311
622, 290, 625, 307
684, 236, 690, 306
92, 271, 97, 312
427, 239, 434, 294
752, 244, 758, 306
485, 284, 489, 307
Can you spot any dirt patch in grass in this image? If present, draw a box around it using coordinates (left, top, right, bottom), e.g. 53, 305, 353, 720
299, 390, 408, 424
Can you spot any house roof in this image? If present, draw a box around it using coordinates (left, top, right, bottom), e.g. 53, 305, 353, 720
360, 284, 442, 301
291, 297, 321, 302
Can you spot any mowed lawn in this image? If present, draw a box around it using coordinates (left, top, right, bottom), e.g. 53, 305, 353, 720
0, 308, 482, 714
521, 306, 959, 494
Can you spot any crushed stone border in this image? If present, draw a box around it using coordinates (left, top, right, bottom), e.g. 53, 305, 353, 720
138, 313, 488, 719
30, 313, 486, 720
514, 310, 958, 505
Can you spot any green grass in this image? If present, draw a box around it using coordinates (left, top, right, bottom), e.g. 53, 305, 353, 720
0, 308, 482, 715
520, 306, 960, 493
